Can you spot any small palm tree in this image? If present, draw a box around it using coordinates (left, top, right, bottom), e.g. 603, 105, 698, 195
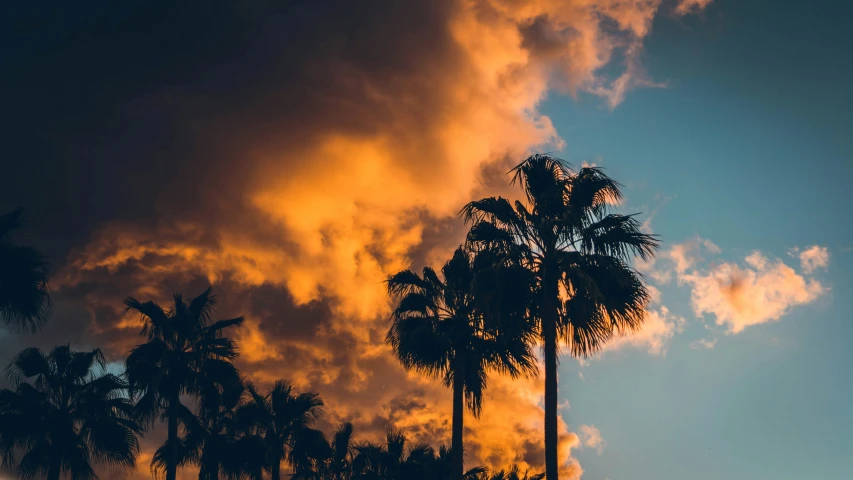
290, 421, 355, 480
479, 465, 545, 480
0, 208, 51, 332
124, 287, 244, 480
328, 422, 356, 480
400, 443, 486, 480
0, 345, 141, 480
152, 379, 266, 480
480, 465, 544, 480
237, 380, 325, 480
387, 247, 537, 480
351, 430, 484, 480
463, 154, 659, 479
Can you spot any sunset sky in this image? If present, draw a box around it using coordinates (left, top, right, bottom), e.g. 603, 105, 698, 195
2, 1, 852, 479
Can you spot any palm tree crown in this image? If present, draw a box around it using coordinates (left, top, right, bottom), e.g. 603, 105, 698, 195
0, 345, 141, 480
238, 380, 325, 480
462, 154, 659, 479
124, 287, 244, 480
386, 246, 537, 480
0, 208, 51, 332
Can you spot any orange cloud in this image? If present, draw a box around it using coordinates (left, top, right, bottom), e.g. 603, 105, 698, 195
594, 284, 684, 357
681, 250, 828, 334
605, 305, 685, 356
638, 239, 829, 341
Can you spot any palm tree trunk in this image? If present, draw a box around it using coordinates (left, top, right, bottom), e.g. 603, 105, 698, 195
451, 355, 465, 480
543, 307, 559, 480
166, 393, 179, 480
46, 451, 62, 480
271, 460, 281, 480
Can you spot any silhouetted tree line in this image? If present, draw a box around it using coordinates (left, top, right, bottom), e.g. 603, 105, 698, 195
0, 155, 658, 480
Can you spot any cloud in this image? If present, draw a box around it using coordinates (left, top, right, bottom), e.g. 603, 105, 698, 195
689, 338, 717, 350
640, 238, 830, 337
1, 0, 712, 477
682, 250, 827, 334
593, 284, 684, 357
669, 237, 721, 276
795, 245, 830, 274
578, 425, 606, 455
675, 0, 714, 15
601, 305, 685, 356
641, 238, 829, 335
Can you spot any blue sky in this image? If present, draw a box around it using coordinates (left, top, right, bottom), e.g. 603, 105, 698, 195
541, 1, 853, 478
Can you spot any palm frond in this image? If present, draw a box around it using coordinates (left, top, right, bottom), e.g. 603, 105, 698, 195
386, 270, 427, 297
0, 241, 51, 332
581, 214, 660, 261
4, 347, 50, 384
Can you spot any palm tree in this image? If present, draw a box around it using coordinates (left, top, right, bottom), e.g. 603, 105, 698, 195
479, 465, 544, 480
399, 443, 486, 480
386, 247, 537, 480
462, 154, 659, 479
351, 430, 485, 480
152, 379, 266, 480
0, 345, 142, 480
0, 208, 51, 332
237, 380, 325, 480
328, 422, 356, 480
290, 421, 355, 480
124, 287, 244, 480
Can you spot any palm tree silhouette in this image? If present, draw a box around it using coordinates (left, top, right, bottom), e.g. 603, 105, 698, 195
350, 430, 485, 480
0, 208, 51, 332
386, 247, 537, 480
328, 422, 356, 480
0, 345, 141, 480
462, 154, 659, 479
479, 465, 544, 480
152, 378, 266, 480
237, 380, 325, 480
124, 287, 244, 480
290, 421, 356, 480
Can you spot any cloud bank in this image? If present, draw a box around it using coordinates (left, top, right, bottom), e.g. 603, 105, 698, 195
1, 0, 712, 477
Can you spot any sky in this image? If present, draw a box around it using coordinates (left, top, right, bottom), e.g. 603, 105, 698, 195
1, 0, 851, 479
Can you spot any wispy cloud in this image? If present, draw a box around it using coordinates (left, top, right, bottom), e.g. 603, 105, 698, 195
793, 245, 830, 274
675, 0, 714, 15
579, 425, 607, 455
689, 338, 717, 350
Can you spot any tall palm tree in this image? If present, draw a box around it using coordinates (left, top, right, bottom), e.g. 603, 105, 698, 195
0, 208, 51, 332
0, 345, 141, 480
237, 380, 325, 480
386, 247, 537, 480
124, 287, 244, 480
462, 154, 659, 479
